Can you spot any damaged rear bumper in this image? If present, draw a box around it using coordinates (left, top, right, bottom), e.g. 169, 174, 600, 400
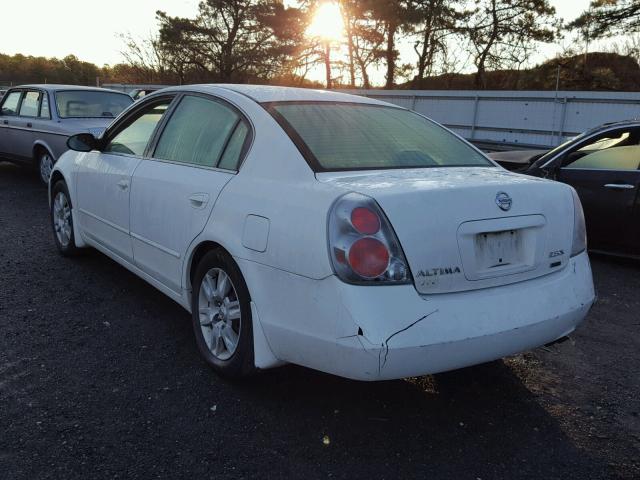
238, 251, 595, 381
332, 251, 594, 380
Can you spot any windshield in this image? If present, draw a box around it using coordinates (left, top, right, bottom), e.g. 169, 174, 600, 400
55, 90, 133, 119
267, 102, 492, 172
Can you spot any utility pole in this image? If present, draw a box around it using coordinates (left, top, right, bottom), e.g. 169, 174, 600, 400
324, 41, 332, 89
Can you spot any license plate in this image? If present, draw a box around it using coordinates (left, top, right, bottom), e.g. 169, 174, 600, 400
474, 230, 520, 269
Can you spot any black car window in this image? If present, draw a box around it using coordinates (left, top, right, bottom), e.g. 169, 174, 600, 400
104, 101, 171, 156
563, 128, 640, 170
153, 95, 240, 168
19, 91, 40, 117
1, 91, 22, 116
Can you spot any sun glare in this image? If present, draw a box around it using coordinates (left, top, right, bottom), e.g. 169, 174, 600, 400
307, 1, 345, 42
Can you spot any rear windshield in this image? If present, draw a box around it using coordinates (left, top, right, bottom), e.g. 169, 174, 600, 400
267, 102, 492, 171
55, 90, 133, 119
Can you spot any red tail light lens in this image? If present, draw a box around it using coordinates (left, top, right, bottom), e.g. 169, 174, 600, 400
348, 238, 390, 278
328, 193, 411, 285
351, 207, 380, 235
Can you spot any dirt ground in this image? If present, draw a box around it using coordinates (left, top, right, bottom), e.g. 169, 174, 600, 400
1, 162, 638, 479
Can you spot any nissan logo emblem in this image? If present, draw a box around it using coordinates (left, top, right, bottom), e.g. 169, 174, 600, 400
496, 192, 512, 211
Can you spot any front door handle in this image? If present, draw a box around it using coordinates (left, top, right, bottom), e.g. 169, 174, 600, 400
2, 120, 8, 125
603, 183, 635, 190
117, 179, 129, 191
26, 122, 32, 128
188, 193, 209, 208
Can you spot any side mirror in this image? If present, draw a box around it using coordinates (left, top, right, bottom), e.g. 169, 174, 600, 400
67, 133, 98, 152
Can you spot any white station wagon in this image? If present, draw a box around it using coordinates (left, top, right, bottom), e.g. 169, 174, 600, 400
49, 85, 595, 380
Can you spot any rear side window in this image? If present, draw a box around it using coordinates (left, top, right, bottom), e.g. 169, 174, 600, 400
104, 101, 171, 156
153, 95, 240, 168
1, 91, 21, 116
19, 91, 40, 117
218, 121, 249, 170
40, 94, 51, 119
268, 102, 492, 172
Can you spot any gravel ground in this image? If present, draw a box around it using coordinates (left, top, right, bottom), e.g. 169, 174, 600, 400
1, 162, 639, 480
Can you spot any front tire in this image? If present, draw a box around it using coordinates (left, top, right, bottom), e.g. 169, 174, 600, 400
38, 150, 55, 186
191, 250, 255, 378
51, 180, 79, 256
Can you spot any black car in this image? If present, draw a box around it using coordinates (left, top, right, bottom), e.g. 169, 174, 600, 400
490, 120, 640, 258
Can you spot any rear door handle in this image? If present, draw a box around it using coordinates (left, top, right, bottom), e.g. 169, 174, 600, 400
2, 120, 8, 125
26, 122, 32, 128
117, 179, 129, 191
188, 193, 209, 208
603, 184, 635, 190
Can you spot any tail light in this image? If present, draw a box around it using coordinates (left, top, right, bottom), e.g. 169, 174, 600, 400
328, 193, 411, 284
570, 187, 587, 257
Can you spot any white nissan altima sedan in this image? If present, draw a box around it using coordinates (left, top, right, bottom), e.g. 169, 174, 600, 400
49, 85, 595, 380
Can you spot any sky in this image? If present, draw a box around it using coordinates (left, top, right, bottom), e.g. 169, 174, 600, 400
0, 0, 603, 83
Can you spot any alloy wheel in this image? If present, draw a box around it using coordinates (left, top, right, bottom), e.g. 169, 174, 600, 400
53, 191, 72, 247
198, 268, 242, 360
40, 153, 54, 184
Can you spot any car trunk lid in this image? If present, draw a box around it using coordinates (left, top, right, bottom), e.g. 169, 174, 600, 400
317, 167, 574, 294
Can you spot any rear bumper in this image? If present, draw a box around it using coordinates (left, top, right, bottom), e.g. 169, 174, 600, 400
238, 251, 595, 381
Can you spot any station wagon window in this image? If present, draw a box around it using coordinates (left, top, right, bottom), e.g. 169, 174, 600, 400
55, 90, 132, 118
104, 100, 171, 156
154, 95, 241, 168
1, 91, 21, 116
39, 94, 51, 119
19, 91, 40, 117
563, 128, 640, 170
267, 102, 492, 171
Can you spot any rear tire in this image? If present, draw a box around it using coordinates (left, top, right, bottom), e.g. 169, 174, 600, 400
191, 250, 255, 378
51, 180, 79, 256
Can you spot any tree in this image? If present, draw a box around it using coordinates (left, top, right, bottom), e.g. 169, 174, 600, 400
465, 0, 558, 89
155, 0, 305, 83
340, 0, 386, 88
570, 0, 640, 39
408, 0, 463, 87
361, 0, 413, 88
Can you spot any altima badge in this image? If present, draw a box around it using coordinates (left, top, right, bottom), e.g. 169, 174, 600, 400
495, 192, 512, 211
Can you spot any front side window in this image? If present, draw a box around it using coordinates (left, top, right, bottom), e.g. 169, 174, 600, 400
55, 90, 133, 119
104, 101, 171, 156
564, 128, 640, 170
153, 95, 240, 168
19, 91, 40, 117
1, 91, 22, 116
267, 102, 492, 171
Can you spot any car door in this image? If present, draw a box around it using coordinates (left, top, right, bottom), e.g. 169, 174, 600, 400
10, 90, 43, 160
0, 90, 23, 160
75, 97, 174, 262
555, 127, 640, 254
130, 93, 252, 293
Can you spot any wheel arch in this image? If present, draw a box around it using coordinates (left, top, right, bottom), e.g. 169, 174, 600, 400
186, 240, 232, 293
184, 238, 283, 370
33, 141, 56, 165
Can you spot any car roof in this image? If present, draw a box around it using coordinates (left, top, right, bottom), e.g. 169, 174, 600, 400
584, 119, 640, 134
161, 84, 396, 107
14, 84, 130, 94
